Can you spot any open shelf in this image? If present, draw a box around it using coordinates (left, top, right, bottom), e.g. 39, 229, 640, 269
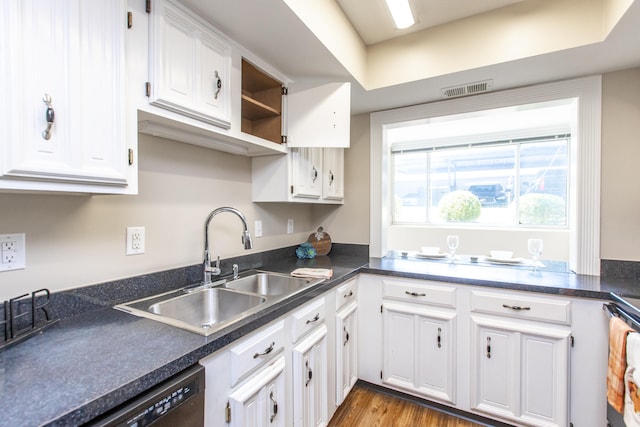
241, 59, 283, 144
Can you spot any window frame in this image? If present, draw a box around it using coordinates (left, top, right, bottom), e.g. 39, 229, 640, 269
370, 76, 602, 275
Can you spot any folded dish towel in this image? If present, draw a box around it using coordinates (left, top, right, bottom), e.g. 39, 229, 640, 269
608, 316, 635, 413
291, 268, 333, 279
625, 332, 640, 426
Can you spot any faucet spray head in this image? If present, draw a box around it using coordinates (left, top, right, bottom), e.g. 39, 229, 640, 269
242, 229, 253, 250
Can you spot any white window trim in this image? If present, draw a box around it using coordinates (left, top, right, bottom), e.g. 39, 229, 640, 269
370, 75, 602, 275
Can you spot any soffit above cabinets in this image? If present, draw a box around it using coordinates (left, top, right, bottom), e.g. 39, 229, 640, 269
180, 0, 640, 115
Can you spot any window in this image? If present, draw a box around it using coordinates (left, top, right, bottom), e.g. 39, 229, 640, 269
370, 76, 602, 274
393, 137, 570, 226
390, 101, 572, 227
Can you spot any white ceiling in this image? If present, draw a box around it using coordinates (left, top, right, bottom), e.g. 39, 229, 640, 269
182, 0, 640, 115
335, 0, 525, 45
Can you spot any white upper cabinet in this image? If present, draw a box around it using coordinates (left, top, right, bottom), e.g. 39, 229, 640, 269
148, 0, 231, 128
0, 0, 135, 194
286, 82, 351, 148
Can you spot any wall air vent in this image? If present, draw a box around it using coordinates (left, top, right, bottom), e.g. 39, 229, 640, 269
441, 80, 493, 99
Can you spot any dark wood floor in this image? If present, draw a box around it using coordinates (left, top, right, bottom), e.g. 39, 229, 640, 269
328, 383, 489, 427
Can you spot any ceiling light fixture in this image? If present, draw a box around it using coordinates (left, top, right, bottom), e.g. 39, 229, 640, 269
385, 0, 415, 29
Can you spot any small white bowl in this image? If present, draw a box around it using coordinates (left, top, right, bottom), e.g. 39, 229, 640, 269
421, 246, 440, 255
490, 250, 513, 259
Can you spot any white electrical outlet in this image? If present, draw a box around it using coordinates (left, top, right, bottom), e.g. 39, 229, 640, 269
126, 227, 145, 255
0, 233, 26, 271
287, 219, 294, 234
254, 220, 263, 238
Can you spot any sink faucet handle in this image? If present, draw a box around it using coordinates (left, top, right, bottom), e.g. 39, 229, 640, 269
215, 255, 220, 269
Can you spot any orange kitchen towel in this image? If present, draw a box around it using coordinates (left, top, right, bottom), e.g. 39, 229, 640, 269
608, 316, 635, 412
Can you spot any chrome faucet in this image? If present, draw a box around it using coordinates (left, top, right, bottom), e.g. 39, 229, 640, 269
203, 207, 253, 284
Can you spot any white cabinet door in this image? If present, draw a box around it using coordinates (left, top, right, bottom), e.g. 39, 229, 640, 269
149, 0, 231, 128
1, 0, 131, 193
291, 147, 322, 199
471, 316, 570, 427
336, 301, 357, 406
228, 356, 286, 427
382, 301, 456, 404
293, 325, 329, 427
287, 83, 350, 148
323, 148, 344, 201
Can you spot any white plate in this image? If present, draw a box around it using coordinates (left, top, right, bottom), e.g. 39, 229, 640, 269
484, 256, 525, 264
417, 252, 448, 259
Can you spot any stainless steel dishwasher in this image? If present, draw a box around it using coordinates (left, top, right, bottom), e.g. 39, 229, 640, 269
87, 364, 205, 427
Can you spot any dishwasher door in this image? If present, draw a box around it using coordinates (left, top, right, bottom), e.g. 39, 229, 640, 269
87, 364, 205, 427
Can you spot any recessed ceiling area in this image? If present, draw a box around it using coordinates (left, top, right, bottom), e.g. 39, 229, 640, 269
335, 0, 525, 45
183, 0, 640, 114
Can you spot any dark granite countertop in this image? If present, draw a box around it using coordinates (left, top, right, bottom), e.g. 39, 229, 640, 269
2, 246, 639, 427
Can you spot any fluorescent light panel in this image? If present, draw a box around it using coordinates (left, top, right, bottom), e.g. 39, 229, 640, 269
385, 0, 415, 29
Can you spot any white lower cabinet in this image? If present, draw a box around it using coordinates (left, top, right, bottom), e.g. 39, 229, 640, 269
357, 273, 609, 427
227, 356, 286, 427
470, 315, 570, 427
292, 325, 329, 427
336, 300, 358, 405
382, 301, 456, 404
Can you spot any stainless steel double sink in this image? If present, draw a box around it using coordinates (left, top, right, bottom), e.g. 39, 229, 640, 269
115, 271, 324, 336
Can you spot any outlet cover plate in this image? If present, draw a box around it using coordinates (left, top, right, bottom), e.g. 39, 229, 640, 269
126, 227, 145, 255
0, 233, 25, 271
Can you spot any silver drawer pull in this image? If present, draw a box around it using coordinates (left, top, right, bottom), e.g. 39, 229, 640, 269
405, 291, 426, 297
42, 94, 55, 140
253, 341, 275, 358
502, 304, 531, 311
344, 290, 353, 298
306, 313, 320, 324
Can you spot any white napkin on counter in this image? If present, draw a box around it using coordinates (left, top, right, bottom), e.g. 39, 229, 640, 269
291, 268, 333, 279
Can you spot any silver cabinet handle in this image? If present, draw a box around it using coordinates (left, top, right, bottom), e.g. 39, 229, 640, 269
305, 360, 313, 387
269, 391, 278, 423
502, 304, 531, 311
405, 291, 426, 297
486, 336, 491, 359
253, 341, 275, 359
329, 170, 334, 185
306, 313, 320, 324
214, 70, 222, 99
344, 290, 353, 298
343, 325, 350, 346
437, 327, 442, 348
42, 94, 55, 140
312, 166, 318, 183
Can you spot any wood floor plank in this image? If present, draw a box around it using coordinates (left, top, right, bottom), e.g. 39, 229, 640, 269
329, 384, 489, 427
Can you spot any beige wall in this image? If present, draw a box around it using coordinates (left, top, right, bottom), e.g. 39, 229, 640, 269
0, 134, 318, 300
313, 114, 371, 244
601, 67, 640, 261
0, 68, 637, 299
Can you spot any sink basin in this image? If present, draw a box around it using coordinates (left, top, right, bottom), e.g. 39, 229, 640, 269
224, 272, 315, 296
149, 288, 266, 328
114, 270, 325, 336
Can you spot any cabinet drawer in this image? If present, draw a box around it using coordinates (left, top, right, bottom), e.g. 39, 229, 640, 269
336, 279, 358, 310
291, 297, 326, 343
471, 290, 571, 325
229, 320, 285, 386
382, 279, 456, 308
